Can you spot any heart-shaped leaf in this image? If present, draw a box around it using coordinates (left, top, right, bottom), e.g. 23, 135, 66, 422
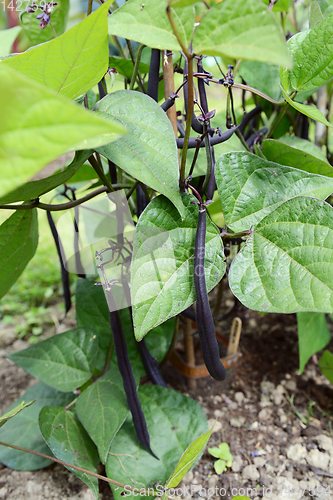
4, 0, 112, 100
229, 197, 333, 313
108, 0, 194, 52
192, 0, 291, 67
8, 328, 99, 392
215, 151, 333, 232
95, 90, 185, 218
39, 406, 100, 498
131, 194, 225, 339
0, 65, 125, 200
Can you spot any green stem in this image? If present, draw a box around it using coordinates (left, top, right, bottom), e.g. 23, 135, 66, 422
166, 5, 190, 59
0, 441, 157, 494
49, 21, 57, 38
0, 186, 129, 212
235, 129, 251, 152
129, 44, 146, 91
88, 155, 114, 192
98, 339, 114, 378
87, 0, 93, 15
126, 180, 139, 200
126, 40, 146, 93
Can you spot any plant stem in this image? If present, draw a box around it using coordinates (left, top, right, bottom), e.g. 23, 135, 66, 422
87, 0, 93, 15
126, 40, 146, 93
0, 440, 156, 493
202, 123, 213, 195
129, 44, 146, 91
88, 155, 114, 192
99, 339, 114, 377
49, 21, 57, 37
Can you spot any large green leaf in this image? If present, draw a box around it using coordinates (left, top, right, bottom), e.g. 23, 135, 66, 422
20, 0, 69, 45
166, 427, 213, 489
105, 385, 207, 500
261, 139, 333, 178
297, 313, 331, 374
281, 87, 332, 128
95, 90, 185, 218
309, 0, 324, 28
288, 12, 333, 92
274, 135, 328, 162
229, 197, 333, 313
318, 349, 333, 384
0, 65, 125, 200
39, 406, 100, 498
108, 0, 194, 52
0, 208, 38, 300
0, 26, 21, 55
131, 194, 224, 340
3, 0, 112, 100
215, 152, 333, 232
0, 150, 92, 205
0, 400, 35, 428
76, 368, 139, 464
0, 383, 74, 470
75, 279, 175, 371
239, 61, 281, 101
8, 328, 99, 392
192, 0, 291, 67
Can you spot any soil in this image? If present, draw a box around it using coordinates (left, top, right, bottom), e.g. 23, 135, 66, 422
1, 292, 333, 500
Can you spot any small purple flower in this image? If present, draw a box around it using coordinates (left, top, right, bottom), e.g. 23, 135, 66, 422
26, 3, 37, 13
37, 12, 50, 22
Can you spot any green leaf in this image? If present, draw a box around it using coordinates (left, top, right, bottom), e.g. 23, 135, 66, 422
273, 135, 328, 162
309, 0, 324, 28
0, 208, 38, 300
0, 400, 35, 428
169, 0, 198, 6
261, 140, 333, 178
0, 383, 74, 470
0, 26, 21, 56
288, 13, 333, 92
239, 61, 281, 101
281, 86, 333, 128
208, 443, 233, 461
229, 197, 333, 314
20, 0, 69, 45
106, 385, 207, 500
297, 312, 331, 374
215, 152, 333, 232
166, 427, 213, 489
108, 0, 194, 52
75, 279, 175, 371
8, 328, 99, 392
131, 194, 225, 339
0, 150, 92, 205
0, 65, 125, 200
109, 55, 150, 80
318, 349, 333, 384
192, 0, 291, 67
76, 368, 139, 464
39, 406, 100, 498
3, 0, 112, 100
214, 459, 227, 474
317, 0, 333, 17
95, 90, 185, 218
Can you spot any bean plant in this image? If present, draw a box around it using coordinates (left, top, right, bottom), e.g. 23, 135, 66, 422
0, 0, 333, 498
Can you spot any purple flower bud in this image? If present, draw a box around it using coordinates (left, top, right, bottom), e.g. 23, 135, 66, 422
38, 18, 49, 29
26, 3, 37, 12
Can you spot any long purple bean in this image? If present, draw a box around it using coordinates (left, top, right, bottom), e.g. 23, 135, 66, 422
194, 205, 227, 381
105, 288, 158, 459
